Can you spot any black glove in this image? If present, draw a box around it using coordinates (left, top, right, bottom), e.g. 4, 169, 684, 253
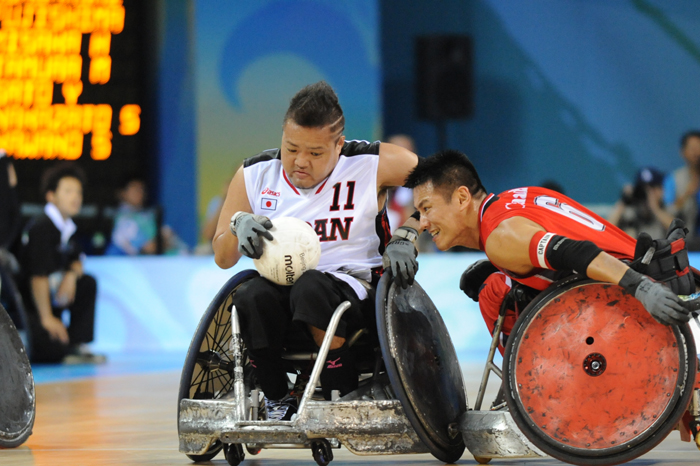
633, 219, 695, 295
230, 212, 273, 259
382, 227, 419, 289
619, 269, 690, 326
460, 259, 499, 302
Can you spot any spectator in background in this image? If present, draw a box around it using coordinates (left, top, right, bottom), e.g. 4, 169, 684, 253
664, 130, 700, 249
195, 174, 234, 255
19, 164, 104, 364
609, 167, 674, 240
386, 134, 436, 253
105, 175, 188, 256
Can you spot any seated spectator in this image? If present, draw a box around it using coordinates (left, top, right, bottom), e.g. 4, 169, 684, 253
19, 164, 105, 364
105, 175, 188, 256
663, 130, 700, 248
195, 174, 233, 255
608, 167, 674, 240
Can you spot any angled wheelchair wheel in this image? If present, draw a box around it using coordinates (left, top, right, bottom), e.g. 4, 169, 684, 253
177, 269, 259, 463
0, 303, 35, 448
376, 271, 466, 464
503, 278, 696, 466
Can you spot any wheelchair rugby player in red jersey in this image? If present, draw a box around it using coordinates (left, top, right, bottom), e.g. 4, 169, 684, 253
405, 149, 700, 465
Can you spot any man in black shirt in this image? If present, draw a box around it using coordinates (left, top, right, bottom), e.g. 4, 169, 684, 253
20, 164, 104, 364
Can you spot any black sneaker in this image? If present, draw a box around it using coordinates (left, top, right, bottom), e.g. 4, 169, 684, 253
264, 394, 297, 421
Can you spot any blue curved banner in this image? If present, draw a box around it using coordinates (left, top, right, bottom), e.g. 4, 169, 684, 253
195, 0, 379, 236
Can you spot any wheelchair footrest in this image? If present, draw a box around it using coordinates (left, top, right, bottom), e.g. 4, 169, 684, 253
179, 398, 429, 456
460, 410, 545, 459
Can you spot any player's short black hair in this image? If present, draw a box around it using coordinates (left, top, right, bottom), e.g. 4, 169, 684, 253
284, 81, 345, 137
405, 149, 486, 200
41, 163, 86, 197
680, 130, 700, 149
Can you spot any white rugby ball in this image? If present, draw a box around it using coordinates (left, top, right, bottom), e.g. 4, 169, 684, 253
253, 216, 321, 286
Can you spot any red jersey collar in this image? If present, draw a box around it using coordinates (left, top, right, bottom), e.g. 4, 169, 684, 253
477, 194, 495, 251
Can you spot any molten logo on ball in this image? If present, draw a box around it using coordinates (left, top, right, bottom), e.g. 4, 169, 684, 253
253, 217, 321, 286
285, 254, 294, 284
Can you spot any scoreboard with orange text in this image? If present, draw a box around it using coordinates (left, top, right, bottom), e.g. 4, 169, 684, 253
0, 0, 153, 205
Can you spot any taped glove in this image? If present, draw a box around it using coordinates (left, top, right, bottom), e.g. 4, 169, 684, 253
382, 226, 419, 289
619, 269, 690, 326
230, 212, 273, 259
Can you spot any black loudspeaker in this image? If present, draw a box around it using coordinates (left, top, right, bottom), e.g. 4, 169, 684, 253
415, 35, 474, 120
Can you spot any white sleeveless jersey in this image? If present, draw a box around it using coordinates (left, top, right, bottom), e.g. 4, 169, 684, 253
242, 141, 391, 298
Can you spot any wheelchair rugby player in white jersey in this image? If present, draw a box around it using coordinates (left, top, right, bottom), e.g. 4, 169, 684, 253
176, 81, 447, 465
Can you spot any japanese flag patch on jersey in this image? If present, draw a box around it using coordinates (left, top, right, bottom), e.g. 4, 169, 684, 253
261, 198, 277, 210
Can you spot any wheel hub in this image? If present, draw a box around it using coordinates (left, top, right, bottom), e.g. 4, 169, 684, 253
582, 353, 606, 377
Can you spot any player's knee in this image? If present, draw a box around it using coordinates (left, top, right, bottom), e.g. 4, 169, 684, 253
479, 274, 510, 320
232, 276, 275, 314
289, 269, 329, 305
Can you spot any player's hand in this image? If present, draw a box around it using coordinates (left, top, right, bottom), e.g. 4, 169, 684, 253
635, 278, 690, 326
55, 271, 77, 307
620, 269, 690, 326
383, 227, 419, 289
41, 315, 69, 344
460, 259, 499, 302
230, 212, 273, 259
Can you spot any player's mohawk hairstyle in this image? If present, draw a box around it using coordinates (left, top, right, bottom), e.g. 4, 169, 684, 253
284, 81, 345, 136
405, 149, 486, 200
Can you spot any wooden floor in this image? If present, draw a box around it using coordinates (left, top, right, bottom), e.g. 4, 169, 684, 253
1, 368, 700, 466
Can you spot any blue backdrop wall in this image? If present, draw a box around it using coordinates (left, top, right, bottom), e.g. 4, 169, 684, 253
155, 0, 700, 244
381, 0, 700, 204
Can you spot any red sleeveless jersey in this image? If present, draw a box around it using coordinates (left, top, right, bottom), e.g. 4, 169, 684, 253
478, 187, 636, 290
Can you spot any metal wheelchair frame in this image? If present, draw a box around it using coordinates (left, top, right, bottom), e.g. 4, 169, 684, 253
178, 301, 428, 466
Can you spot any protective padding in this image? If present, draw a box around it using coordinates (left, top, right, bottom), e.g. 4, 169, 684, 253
0, 304, 35, 448
376, 272, 466, 464
505, 280, 696, 465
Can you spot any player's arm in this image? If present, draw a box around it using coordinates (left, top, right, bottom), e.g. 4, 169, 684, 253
376, 142, 419, 190
213, 166, 275, 269
213, 166, 252, 269
55, 260, 83, 307
30, 276, 69, 344
376, 142, 420, 288
485, 216, 689, 326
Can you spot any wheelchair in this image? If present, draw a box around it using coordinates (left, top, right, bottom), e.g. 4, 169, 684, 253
0, 302, 35, 449
463, 274, 700, 465
177, 269, 466, 465
178, 268, 700, 466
